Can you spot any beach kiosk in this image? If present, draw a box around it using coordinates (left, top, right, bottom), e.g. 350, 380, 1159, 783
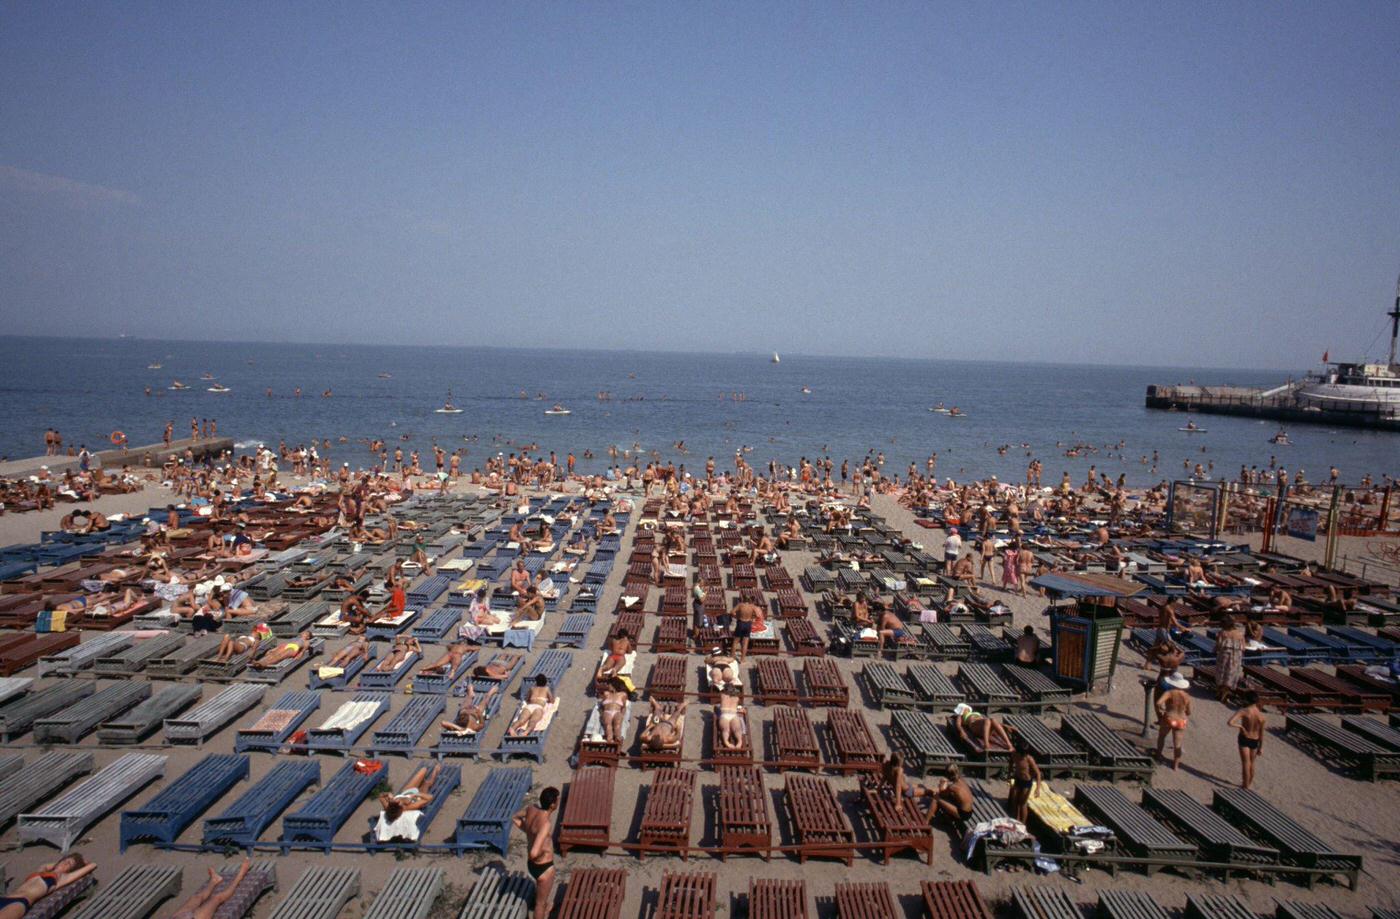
1032, 572, 1140, 693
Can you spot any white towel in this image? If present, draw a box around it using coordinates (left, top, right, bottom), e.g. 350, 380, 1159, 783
318, 700, 382, 732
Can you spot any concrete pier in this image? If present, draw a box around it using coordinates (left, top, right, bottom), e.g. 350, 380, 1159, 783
1145, 383, 1400, 432
0, 437, 236, 479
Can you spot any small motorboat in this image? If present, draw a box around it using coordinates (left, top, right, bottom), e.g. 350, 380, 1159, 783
200, 372, 215, 381
168, 380, 187, 390
1269, 429, 1291, 445
1179, 421, 1206, 433
207, 383, 231, 393
947, 407, 966, 417
544, 404, 572, 416
434, 390, 463, 414
801, 386, 811, 394
146, 362, 162, 370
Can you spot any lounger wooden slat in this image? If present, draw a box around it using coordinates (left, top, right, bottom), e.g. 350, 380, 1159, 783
33, 681, 151, 744
554, 612, 595, 648
1097, 891, 1172, 919
1060, 714, 1154, 782
826, 708, 882, 774
1012, 887, 1083, 919
757, 659, 800, 705
371, 695, 446, 755
717, 765, 771, 859
452, 766, 532, 854
1276, 902, 1348, 919
1243, 666, 1340, 710
1341, 714, 1400, 750
908, 664, 962, 709
69, 863, 182, 919
92, 631, 186, 675
785, 618, 825, 656
784, 773, 855, 865
120, 752, 250, 850
272, 600, 332, 637
891, 709, 964, 775
649, 655, 687, 702
860, 779, 933, 864
1184, 895, 1259, 919
922, 623, 971, 660
456, 868, 532, 919
772, 705, 821, 771
637, 767, 696, 858
37, 631, 131, 675
1285, 713, 1400, 780
1290, 667, 1390, 713
1003, 715, 1090, 774
558, 766, 616, 853
802, 657, 849, 706
957, 663, 1021, 710
1074, 784, 1197, 872
304, 691, 390, 752
921, 880, 993, 919
0, 680, 95, 740
145, 634, 222, 678
19, 751, 166, 850
363, 867, 444, 919
235, 689, 322, 753
266, 866, 360, 919
0, 632, 80, 677
556, 867, 627, 919
834, 881, 898, 919
1212, 787, 1362, 888
864, 662, 918, 708
203, 760, 321, 851
1002, 664, 1073, 709
1140, 787, 1279, 867
749, 879, 808, 919
0, 675, 32, 706
166, 683, 264, 745
281, 758, 384, 852
94, 684, 199, 744
0, 751, 93, 827
655, 871, 716, 919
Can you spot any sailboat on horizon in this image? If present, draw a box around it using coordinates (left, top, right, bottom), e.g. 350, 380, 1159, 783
771, 352, 780, 364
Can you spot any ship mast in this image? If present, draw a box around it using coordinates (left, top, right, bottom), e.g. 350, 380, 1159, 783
1390, 272, 1400, 367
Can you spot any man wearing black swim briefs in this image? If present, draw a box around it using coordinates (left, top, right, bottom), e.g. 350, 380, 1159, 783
513, 786, 558, 919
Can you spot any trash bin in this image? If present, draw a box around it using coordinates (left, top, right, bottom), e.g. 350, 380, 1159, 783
1050, 601, 1124, 692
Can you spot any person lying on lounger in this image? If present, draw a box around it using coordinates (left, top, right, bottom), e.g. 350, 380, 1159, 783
474, 652, 523, 681
564, 532, 589, 555
641, 699, 687, 753
213, 624, 272, 663
507, 674, 556, 736
705, 643, 741, 690
168, 859, 252, 919
597, 679, 630, 744
716, 687, 746, 750
949, 703, 1014, 754
419, 642, 470, 677
53, 587, 144, 620
441, 684, 498, 735
0, 854, 98, 919
325, 637, 370, 669
597, 632, 632, 681
250, 630, 312, 669
374, 763, 441, 843
373, 636, 420, 673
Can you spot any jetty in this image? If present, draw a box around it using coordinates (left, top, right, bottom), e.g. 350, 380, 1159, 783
0, 437, 235, 479
1145, 382, 1400, 432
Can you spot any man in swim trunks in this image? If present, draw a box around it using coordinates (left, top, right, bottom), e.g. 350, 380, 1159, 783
374, 636, 420, 673
511, 587, 545, 625
513, 787, 559, 919
597, 632, 632, 681
919, 765, 974, 826
1007, 735, 1042, 823
640, 698, 687, 752
730, 599, 762, 660
419, 642, 470, 677
1155, 684, 1192, 770
876, 607, 910, 653
474, 652, 523, 681
1227, 689, 1266, 789
324, 636, 369, 669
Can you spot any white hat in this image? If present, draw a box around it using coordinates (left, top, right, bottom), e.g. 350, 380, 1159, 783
1163, 671, 1190, 690
952, 702, 973, 718
213, 575, 227, 588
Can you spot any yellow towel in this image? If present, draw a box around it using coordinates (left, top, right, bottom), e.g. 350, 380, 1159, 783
1027, 786, 1090, 834
50, 609, 68, 632
317, 666, 345, 680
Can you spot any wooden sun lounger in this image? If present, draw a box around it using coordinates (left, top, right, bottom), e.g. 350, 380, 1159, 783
166, 683, 264, 745
0, 680, 95, 740
0, 675, 32, 705
1002, 664, 1072, 709
922, 623, 971, 660
834, 881, 897, 919
1341, 714, 1400, 750
891, 709, 965, 775
92, 631, 185, 675
244, 637, 323, 684
34, 682, 151, 744
1097, 892, 1171, 919
266, 866, 360, 919
1243, 666, 1342, 710
637, 767, 696, 858
1002, 715, 1089, 776
363, 868, 444, 919
802, 657, 848, 706
908, 663, 962, 709
1285, 713, 1400, 780
409, 605, 461, 642
716, 765, 771, 860
410, 650, 478, 694
921, 881, 993, 919
556, 868, 626, 919
958, 662, 1022, 710
37, 631, 131, 675
579, 699, 632, 766
120, 753, 250, 850
861, 779, 933, 864
554, 612, 594, 648
208, 860, 277, 919
359, 649, 420, 689
1060, 714, 1154, 782
865, 662, 918, 708
281, 758, 384, 852
0, 751, 93, 828
1276, 903, 1348, 919
1184, 895, 1258, 919
656, 871, 716, 919
785, 773, 855, 865
69, 864, 182, 919
19, 752, 166, 850
785, 618, 825, 656
1074, 784, 1197, 873
757, 659, 800, 705
1013, 887, 1082, 919
272, 600, 332, 637
771, 705, 821, 771
558, 766, 616, 853
452, 766, 532, 855
308, 644, 377, 689
371, 695, 446, 755
749, 879, 808, 919
456, 867, 532, 919
1290, 667, 1390, 713
305, 691, 391, 753
649, 655, 687, 701
0, 632, 80, 676
235, 689, 322, 753
367, 763, 460, 851
203, 760, 321, 851
1140, 787, 1279, 869
145, 633, 222, 677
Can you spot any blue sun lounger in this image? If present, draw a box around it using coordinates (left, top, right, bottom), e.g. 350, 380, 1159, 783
234, 690, 322, 753
407, 574, 452, 606
520, 649, 573, 696
451, 766, 532, 855
434, 689, 505, 759
203, 760, 321, 852
554, 613, 595, 648
281, 759, 384, 853
304, 692, 392, 754
308, 644, 378, 690
366, 762, 461, 851
570, 588, 599, 614
584, 560, 611, 585
358, 649, 420, 689
120, 753, 250, 851
410, 650, 478, 694
492, 649, 572, 763
371, 695, 446, 755
411, 606, 461, 642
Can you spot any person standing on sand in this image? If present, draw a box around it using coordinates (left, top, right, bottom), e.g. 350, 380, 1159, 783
1227, 690, 1266, 789
513, 787, 559, 919
1155, 684, 1191, 770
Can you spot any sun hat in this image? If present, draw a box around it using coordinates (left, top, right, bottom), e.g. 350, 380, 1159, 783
952, 702, 973, 718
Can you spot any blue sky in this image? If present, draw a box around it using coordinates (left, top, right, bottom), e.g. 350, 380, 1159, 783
2, 2, 1397, 369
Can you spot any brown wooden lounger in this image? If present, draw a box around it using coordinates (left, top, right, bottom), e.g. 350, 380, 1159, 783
657, 871, 716, 919
835, 881, 899, 919
861, 779, 934, 864
749, 879, 808, 919
771, 706, 822, 771
757, 659, 800, 705
827, 709, 882, 774
717, 765, 771, 860
649, 655, 687, 702
636, 767, 696, 859
784, 773, 855, 865
557, 766, 616, 854
556, 868, 627, 919
803, 658, 849, 706
922, 881, 995, 919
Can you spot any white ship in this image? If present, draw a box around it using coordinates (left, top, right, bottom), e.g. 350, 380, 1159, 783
1295, 276, 1400, 416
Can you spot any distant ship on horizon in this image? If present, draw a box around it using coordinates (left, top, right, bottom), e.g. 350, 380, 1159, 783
771, 352, 780, 364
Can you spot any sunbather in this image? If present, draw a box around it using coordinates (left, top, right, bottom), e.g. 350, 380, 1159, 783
250, 630, 311, 669
374, 763, 441, 842
511, 587, 544, 625
474, 652, 523, 680
716, 686, 746, 750
641, 698, 687, 752
949, 702, 1014, 754
213, 624, 271, 663
168, 860, 252, 919
441, 684, 498, 735
326, 636, 370, 669
419, 642, 470, 676
374, 636, 420, 673
0, 855, 98, 919
597, 632, 632, 681
705, 642, 741, 690
916, 765, 973, 825
340, 591, 371, 634
596, 678, 630, 744
876, 607, 910, 652
507, 674, 556, 736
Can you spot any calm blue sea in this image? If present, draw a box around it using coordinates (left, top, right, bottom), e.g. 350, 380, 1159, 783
1, 336, 1394, 486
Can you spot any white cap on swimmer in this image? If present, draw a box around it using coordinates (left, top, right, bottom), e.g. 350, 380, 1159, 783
952, 702, 972, 718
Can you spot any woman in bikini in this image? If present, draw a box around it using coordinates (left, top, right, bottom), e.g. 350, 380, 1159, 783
716, 686, 746, 750
374, 763, 441, 843
507, 674, 556, 736
0, 855, 97, 919
374, 637, 420, 673
598, 678, 630, 744
250, 630, 311, 670
168, 860, 252, 919
213, 623, 272, 663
